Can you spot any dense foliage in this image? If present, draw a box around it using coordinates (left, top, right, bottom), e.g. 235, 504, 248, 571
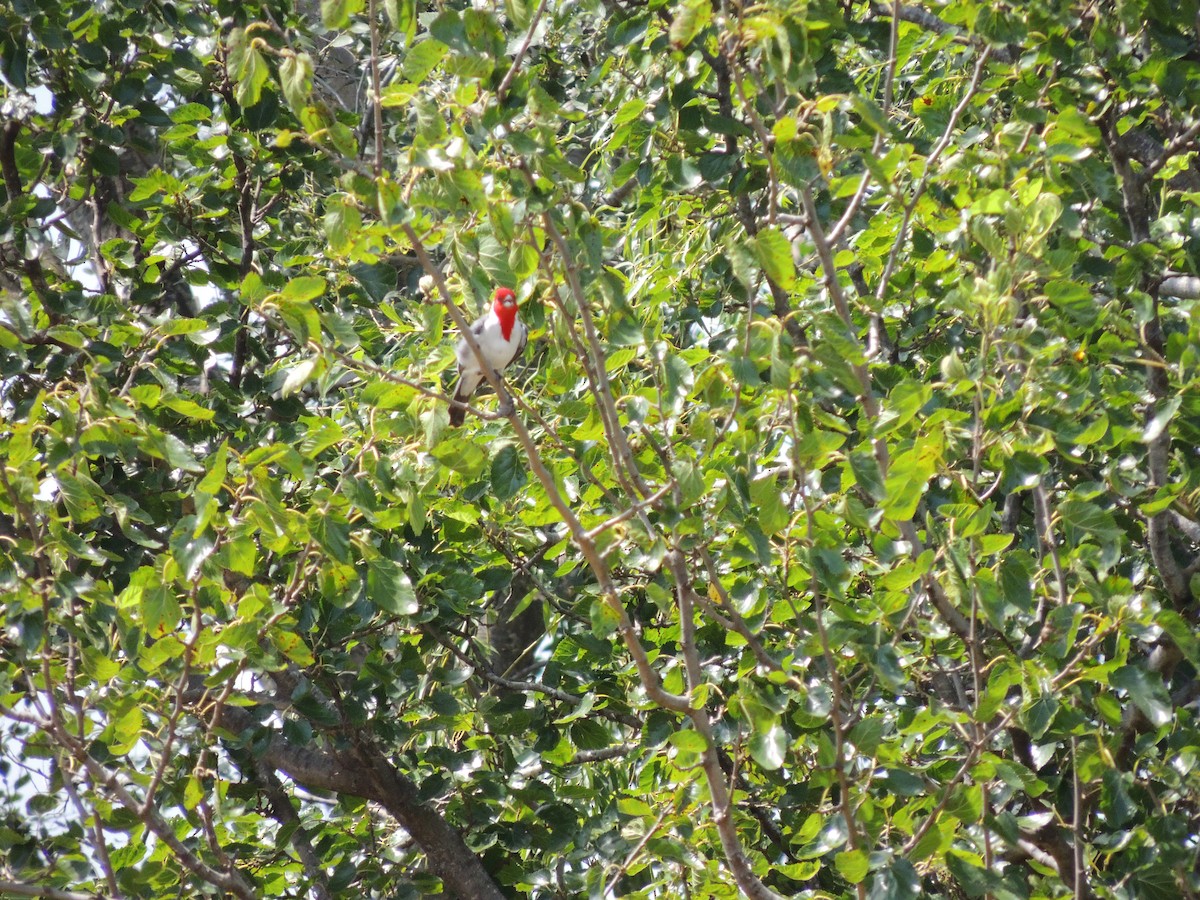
2, 0, 1200, 897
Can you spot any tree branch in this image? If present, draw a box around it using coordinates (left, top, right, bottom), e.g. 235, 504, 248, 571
0, 120, 57, 309
868, 3, 1015, 64
248, 760, 333, 900
0, 881, 101, 900
496, 0, 550, 104
211, 701, 506, 900
666, 549, 788, 900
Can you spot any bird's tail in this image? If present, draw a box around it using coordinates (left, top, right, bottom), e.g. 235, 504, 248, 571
448, 373, 479, 426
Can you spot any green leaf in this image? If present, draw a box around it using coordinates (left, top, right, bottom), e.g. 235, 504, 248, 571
223, 537, 258, 577
1157, 609, 1200, 667
867, 858, 922, 900
946, 848, 1004, 896
279, 52, 313, 111
478, 234, 516, 287
430, 438, 487, 477
589, 596, 621, 638
401, 39, 448, 83
878, 380, 931, 435
609, 314, 645, 347
997, 551, 1033, 613
835, 849, 869, 885
848, 450, 885, 501
171, 525, 215, 582
882, 435, 940, 520
669, 0, 712, 48
613, 97, 646, 127
1143, 396, 1181, 443
280, 357, 320, 397
56, 470, 104, 523
1023, 693, 1058, 739
669, 729, 708, 753
1111, 666, 1172, 728
107, 705, 144, 756
1024, 192, 1062, 243
143, 584, 182, 638
881, 769, 925, 798
749, 471, 790, 535
851, 94, 888, 136
490, 443, 527, 501
282, 275, 327, 303
753, 227, 796, 290
749, 723, 787, 770
848, 714, 887, 754
321, 0, 363, 29
162, 397, 214, 421
278, 299, 322, 346
235, 47, 269, 108
367, 558, 419, 615
312, 511, 352, 563
1058, 499, 1120, 540
324, 195, 362, 256
662, 351, 693, 409
145, 429, 205, 473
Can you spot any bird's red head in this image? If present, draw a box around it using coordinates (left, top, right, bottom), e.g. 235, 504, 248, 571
493, 287, 517, 311
491, 287, 519, 339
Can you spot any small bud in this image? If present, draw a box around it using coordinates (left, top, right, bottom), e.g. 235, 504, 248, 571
940, 350, 967, 381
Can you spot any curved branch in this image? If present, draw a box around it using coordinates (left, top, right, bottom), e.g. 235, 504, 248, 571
868, 3, 1015, 64
211, 701, 506, 900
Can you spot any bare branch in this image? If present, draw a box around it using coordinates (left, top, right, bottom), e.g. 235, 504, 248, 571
540, 211, 654, 500
367, 0, 385, 179
497, 0, 550, 104
666, 549, 788, 900
74, 751, 256, 899
1159, 274, 1200, 299
868, 3, 1016, 64
800, 184, 972, 640
1140, 117, 1200, 181
874, 46, 992, 307
0, 881, 102, 900
211, 700, 507, 900
250, 761, 333, 900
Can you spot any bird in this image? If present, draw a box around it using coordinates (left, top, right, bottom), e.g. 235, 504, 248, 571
448, 287, 527, 426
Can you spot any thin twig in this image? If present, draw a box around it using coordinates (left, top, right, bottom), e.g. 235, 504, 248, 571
0, 122, 57, 306
1071, 737, 1086, 900
368, 0, 385, 179
250, 761, 333, 900
0, 881, 105, 900
603, 805, 672, 898
1140, 118, 1200, 181
540, 211, 653, 500
874, 47, 992, 306
325, 342, 497, 421
497, 0, 550, 104
583, 481, 676, 541
801, 182, 972, 640
800, 471, 867, 900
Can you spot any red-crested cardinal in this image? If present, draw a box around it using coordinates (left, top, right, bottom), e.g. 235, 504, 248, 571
448, 287, 527, 426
